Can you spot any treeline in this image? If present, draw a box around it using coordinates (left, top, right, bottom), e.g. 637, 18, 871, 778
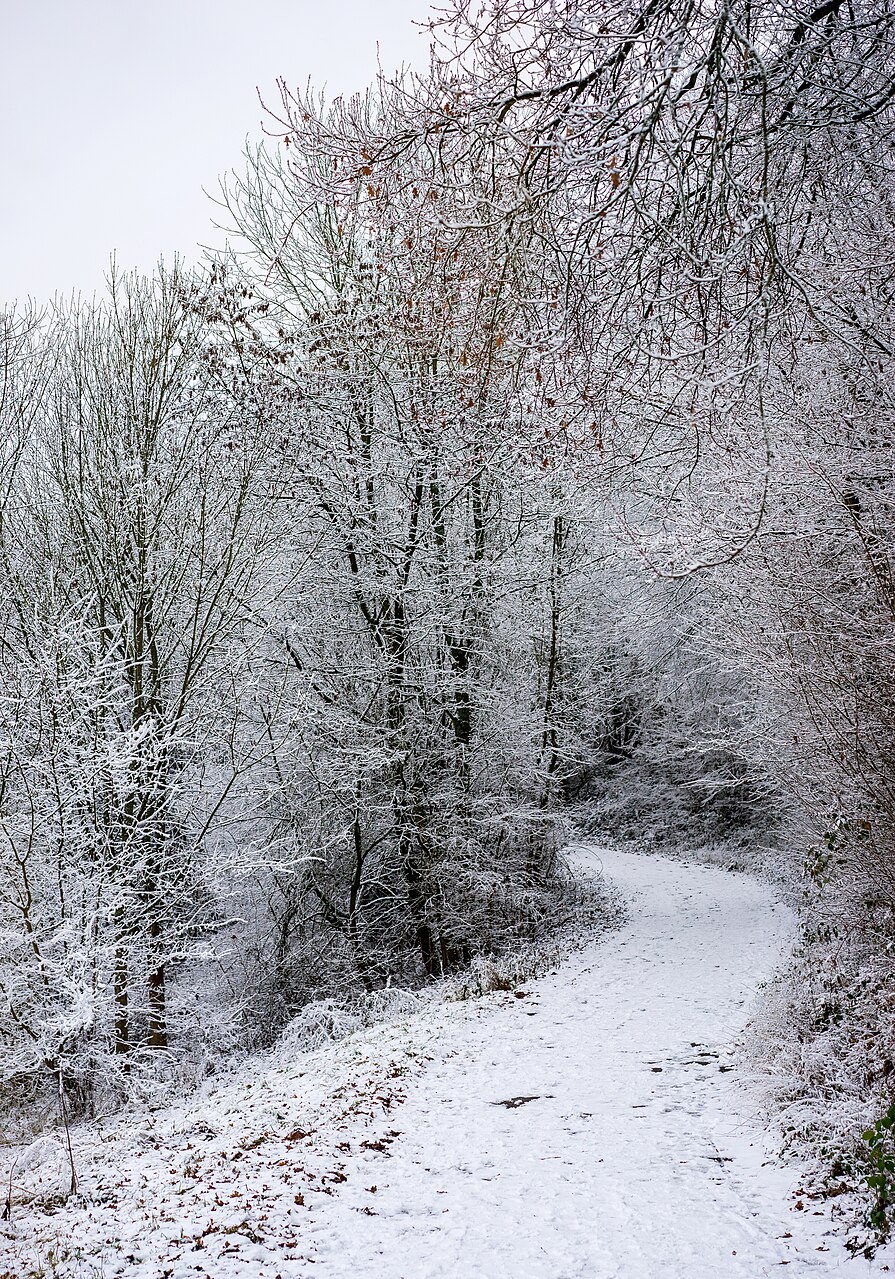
1, 0, 893, 1207
0, 98, 631, 1112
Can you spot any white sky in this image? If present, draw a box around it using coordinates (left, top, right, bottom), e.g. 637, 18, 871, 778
0, 1, 430, 307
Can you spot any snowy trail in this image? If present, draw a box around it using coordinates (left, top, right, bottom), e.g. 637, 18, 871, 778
298, 847, 879, 1277
5, 847, 890, 1278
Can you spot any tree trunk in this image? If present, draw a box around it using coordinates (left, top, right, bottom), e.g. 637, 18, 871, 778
113, 930, 130, 1060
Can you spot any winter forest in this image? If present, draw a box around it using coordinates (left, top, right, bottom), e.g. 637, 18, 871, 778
1, 1, 894, 1274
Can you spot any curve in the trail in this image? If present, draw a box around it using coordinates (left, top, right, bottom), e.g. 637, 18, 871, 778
299, 847, 876, 1278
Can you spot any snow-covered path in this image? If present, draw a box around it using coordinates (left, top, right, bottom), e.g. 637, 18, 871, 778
298, 847, 877, 1277
5, 847, 890, 1278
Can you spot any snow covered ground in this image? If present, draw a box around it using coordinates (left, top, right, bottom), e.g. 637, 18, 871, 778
3, 846, 891, 1278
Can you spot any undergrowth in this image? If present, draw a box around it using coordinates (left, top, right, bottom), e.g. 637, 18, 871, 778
749, 829, 895, 1258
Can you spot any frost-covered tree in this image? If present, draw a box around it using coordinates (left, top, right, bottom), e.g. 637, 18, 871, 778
0, 268, 285, 1109
202, 85, 593, 1014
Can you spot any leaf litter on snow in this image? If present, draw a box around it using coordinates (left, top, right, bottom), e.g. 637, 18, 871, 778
0, 857, 622, 1278
0, 1012, 448, 1279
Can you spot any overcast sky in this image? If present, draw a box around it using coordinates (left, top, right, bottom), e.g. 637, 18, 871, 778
1, 1, 429, 307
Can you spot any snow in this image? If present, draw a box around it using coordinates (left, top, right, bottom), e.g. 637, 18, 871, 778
2, 846, 891, 1278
